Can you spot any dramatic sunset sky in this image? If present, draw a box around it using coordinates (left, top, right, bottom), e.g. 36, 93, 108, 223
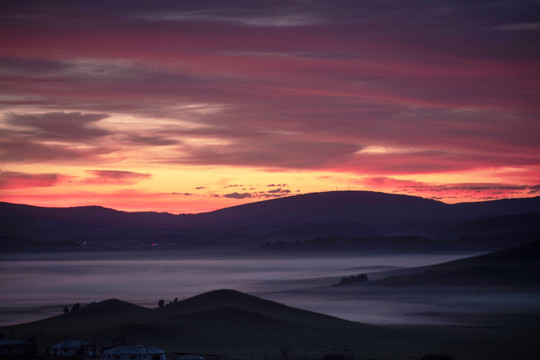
1, 0, 539, 213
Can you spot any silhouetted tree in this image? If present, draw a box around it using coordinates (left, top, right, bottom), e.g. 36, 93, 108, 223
71, 303, 80, 312
338, 273, 368, 285
173, 297, 178, 303
158, 299, 165, 308
63, 306, 69, 314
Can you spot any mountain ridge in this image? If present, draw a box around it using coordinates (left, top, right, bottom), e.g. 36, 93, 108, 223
3, 190, 539, 221
2, 191, 540, 251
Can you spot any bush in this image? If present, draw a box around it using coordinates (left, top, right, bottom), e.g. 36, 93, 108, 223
338, 273, 368, 285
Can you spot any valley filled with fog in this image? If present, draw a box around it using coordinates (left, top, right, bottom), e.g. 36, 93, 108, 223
1, 250, 524, 326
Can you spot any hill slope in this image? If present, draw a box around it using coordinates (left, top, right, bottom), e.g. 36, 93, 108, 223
349, 240, 540, 287
2, 191, 540, 251
2, 289, 540, 359
0, 290, 390, 358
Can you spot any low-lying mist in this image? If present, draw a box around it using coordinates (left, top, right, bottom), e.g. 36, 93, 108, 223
3, 251, 538, 326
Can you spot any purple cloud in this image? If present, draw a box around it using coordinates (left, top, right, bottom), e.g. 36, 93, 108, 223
84, 170, 151, 185
0, 137, 112, 163
0, 0, 538, 191
4, 112, 110, 141
223, 192, 252, 199
0, 170, 68, 189
267, 188, 291, 194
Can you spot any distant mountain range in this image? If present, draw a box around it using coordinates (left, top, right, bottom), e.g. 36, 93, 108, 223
1, 191, 539, 252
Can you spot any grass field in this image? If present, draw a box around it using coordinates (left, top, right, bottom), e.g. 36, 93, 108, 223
2, 289, 540, 360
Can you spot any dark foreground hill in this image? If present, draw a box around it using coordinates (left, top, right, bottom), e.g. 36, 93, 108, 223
1, 191, 540, 251
3, 289, 540, 360
0, 290, 389, 358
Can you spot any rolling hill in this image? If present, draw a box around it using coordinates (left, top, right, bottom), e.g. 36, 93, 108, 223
336, 240, 540, 288
0, 289, 389, 358
1, 191, 539, 251
3, 288, 540, 360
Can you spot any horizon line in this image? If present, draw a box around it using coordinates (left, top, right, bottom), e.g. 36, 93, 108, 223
2, 190, 538, 216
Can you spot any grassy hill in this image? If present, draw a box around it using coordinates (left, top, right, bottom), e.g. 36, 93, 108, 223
0, 290, 389, 358
337, 240, 540, 288
2, 289, 540, 359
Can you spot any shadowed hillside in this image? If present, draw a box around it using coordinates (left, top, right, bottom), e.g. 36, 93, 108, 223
259, 235, 439, 253
2, 191, 540, 251
0, 290, 391, 358
154, 289, 367, 325
340, 240, 540, 287
6, 299, 152, 335
440, 212, 540, 249
260, 222, 383, 243
445, 213, 540, 237
2, 289, 540, 359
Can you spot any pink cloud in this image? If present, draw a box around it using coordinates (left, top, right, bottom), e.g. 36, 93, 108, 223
0, 138, 114, 163
4, 112, 110, 141
0, 170, 70, 189
357, 176, 540, 203
83, 170, 151, 185
0, 112, 117, 163
0, 1, 538, 209
361, 177, 424, 188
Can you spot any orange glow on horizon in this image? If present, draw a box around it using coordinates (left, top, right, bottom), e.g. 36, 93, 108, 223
1, 164, 538, 214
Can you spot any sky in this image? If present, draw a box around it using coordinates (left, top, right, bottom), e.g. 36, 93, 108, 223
0, 0, 539, 213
